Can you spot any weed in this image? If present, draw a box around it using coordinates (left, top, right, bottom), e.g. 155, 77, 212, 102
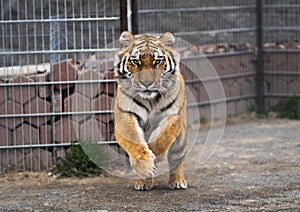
200, 116, 208, 125
19, 173, 29, 180
272, 96, 300, 119
248, 105, 268, 118
249, 97, 300, 120
52, 143, 103, 178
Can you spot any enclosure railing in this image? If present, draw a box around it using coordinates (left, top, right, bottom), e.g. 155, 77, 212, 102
0, 0, 120, 172
0, 0, 299, 173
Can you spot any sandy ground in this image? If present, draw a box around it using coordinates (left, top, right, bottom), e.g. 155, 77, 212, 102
0, 117, 299, 211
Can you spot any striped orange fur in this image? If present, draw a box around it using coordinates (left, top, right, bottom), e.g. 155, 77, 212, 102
114, 32, 187, 190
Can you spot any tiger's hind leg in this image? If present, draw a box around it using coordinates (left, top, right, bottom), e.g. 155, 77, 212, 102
135, 178, 154, 191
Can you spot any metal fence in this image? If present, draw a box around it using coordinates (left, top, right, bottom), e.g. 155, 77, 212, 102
0, 0, 121, 173
0, 0, 300, 173
261, 1, 300, 109
138, 0, 256, 45
136, 0, 300, 111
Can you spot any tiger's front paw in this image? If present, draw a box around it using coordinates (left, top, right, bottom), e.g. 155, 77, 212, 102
135, 178, 154, 191
130, 148, 156, 179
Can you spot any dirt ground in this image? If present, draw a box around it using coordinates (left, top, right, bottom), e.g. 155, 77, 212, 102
0, 116, 299, 211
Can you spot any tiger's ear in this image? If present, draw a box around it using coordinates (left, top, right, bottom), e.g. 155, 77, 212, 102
119, 31, 135, 47
160, 32, 176, 46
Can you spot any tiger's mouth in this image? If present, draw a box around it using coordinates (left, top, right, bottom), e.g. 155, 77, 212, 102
139, 89, 159, 99
142, 90, 153, 95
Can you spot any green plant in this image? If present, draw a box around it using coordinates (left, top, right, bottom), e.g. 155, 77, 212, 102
19, 173, 29, 180
52, 143, 103, 178
248, 105, 268, 118
200, 116, 208, 125
273, 97, 300, 119
248, 97, 300, 120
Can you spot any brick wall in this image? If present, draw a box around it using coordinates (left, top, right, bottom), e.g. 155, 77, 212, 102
0, 58, 116, 172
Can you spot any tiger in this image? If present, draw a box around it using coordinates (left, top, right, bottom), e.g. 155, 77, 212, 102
114, 31, 187, 190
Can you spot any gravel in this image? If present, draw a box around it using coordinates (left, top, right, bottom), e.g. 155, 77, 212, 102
0, 117, 299, 211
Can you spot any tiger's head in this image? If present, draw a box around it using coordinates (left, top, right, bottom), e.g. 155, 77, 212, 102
114, 31, 180, 99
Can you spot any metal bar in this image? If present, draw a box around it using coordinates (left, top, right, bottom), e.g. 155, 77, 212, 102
187, 94, 256, 108
264, 71, 300, 76
138, 5, 256, 14
50, 0, 57, 164
120, 0, 128, 32
50, 13, 66, 64
0, 110, 114, 118
264, 93, 300, 98
174, 27, 256, 36
263, 4, 300, 9
263, 27, 300, 31
40, 0, 48, 170
263, 49, 300, 54
127, 0, 132, 32
256, 0, 265, 111
185, 72, 256, 84
0, 79, 116, 87
0, 48, 119, 55
0, 141, 118, 150
181, 50, 254, 60
0, 17, 119, 24
137, 3, 300, 14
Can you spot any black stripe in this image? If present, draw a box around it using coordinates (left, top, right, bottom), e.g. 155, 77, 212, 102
154, 92, 162, 103
167, 57, 173, 73
146, 91, 161, 109
172, 57, 177, 68
168, 132, 187, 163
117, 61, 121, 68
136, 41, 147, 46
115, 74, 128, 80
170, 57, 177, 75
169, 146, 187, 164
147, 41, 157, 47
116, 61, 121, 76
160, 91, 179, 112
133, 46, 143, 54
117, 104, 143, 127
117, 59, 128, 79
121, 57, 127, 74
120, 89, 150, 113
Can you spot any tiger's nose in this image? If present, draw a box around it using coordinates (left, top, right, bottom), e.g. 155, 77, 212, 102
140, 79, 154, 88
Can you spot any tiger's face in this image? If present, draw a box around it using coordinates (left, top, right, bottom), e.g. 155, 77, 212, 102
114, 32, 180, 99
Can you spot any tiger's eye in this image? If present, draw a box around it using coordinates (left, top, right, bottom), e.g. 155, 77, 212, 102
153, 59, 163, 66
130, 59, 140, 66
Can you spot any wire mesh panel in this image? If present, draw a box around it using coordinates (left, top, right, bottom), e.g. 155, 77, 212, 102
138, 0, 256, 45
262, 1, 300, 108
0, 0, 120, 173
138, 0, 257, 119
137, 0, 300, 115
